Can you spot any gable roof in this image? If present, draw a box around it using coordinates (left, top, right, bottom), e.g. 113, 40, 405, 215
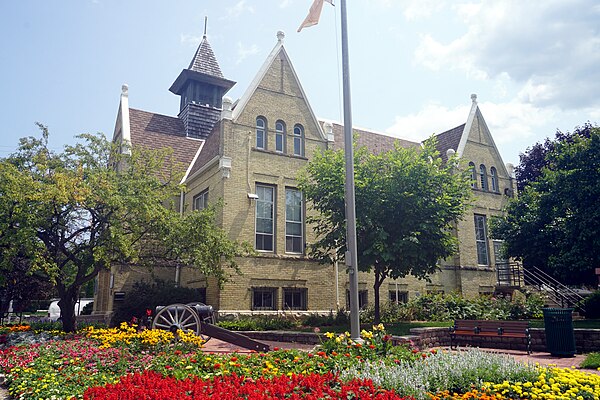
325, 121, 420, 153
434, 123, 465, 163
232, 33, 326, 142
186, 120, 222, 179
129, 108, 203, 176
188, 35, 224, 78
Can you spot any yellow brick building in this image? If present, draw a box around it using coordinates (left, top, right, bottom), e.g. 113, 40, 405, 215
95, 32, 516, 317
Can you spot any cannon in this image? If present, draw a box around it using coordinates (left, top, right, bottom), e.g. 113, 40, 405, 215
151, 302, 270, 352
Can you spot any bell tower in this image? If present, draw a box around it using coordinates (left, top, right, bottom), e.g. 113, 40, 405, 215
169, 23, 235, 139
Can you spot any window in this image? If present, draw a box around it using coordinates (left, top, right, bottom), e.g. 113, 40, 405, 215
285, 188, 303, 253
426, 289, 445, 295
255, 185, 274, 251
293, 124, 304, 156
490, 167, 498, 192
468, 162, 477, 188
389, 290, 408, 304
346, 289, 368, 310
474, 214, 489, 265
479, 164, 488, 190
256, 117, 266, 149
252, 287, 276, 310
283, 288, 307, 310
275, 121, 285, 153
193, 189, 209, 210
493, 240, 507, 265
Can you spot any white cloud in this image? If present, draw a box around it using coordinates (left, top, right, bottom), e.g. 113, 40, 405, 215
236, 42, 260, 64
223, 0, 255, 20
279, 0, 293, 8
386, 99, 554, 146
414, 0, 600, 110
403, 0, 446, 21
386, 102, 470, 142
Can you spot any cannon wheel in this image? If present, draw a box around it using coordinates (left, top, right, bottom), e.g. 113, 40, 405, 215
152, 303, 201, 338
186, 302, 214, 343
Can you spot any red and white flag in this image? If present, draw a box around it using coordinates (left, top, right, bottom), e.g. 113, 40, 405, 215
297, 0, 334, 32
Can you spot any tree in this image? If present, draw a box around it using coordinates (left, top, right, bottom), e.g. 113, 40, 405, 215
515, 123, 594, 192
298, 138, 473, 322
0, 125, 247, 331
491, 126, 600, 285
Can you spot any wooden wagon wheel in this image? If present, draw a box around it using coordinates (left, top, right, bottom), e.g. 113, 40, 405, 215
152, 303, 201, 336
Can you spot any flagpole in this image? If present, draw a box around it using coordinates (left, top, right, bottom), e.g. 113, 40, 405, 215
339, 0, 361, 341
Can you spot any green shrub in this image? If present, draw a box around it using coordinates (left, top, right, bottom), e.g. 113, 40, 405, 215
216, 316, 296, 331
111, 280, 205, 326
582, 291, 600, 319
80, 301, 93, 315
302, 310, 349, 327
580, 352, 600, 369
359, 291, 545, 323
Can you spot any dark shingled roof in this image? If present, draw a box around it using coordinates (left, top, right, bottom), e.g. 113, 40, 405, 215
328, 122, 420, 154
188, 36, 224, 78
434, 124, 465, 163
129, 108, 203, 177
187, 120, 222, 178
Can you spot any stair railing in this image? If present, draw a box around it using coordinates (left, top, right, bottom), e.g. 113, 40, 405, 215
522, 266, 586, 313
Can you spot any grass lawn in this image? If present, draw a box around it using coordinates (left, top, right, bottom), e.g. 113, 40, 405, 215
530, 319, 600, 329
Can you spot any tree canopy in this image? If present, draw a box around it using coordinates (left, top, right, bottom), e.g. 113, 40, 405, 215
298, 138, 473, 322
491, 125, 600, 285
515, 123, 594, 192
0, 125, 247, 331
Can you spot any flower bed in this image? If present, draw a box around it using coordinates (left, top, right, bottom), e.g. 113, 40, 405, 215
82, 371, 407, 399
1, 323, 599, 400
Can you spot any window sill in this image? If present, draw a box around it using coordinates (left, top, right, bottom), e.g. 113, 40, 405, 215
252, 147, 307, 160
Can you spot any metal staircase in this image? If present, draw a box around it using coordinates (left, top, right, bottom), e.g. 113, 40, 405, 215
496, 262, 587, 313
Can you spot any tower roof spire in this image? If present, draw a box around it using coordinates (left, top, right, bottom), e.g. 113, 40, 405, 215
187, 34, 224, 78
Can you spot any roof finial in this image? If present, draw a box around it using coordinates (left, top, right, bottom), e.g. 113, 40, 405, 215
471, 93, 477, 103
277, 31, 285, 43
203, 16, 208, 38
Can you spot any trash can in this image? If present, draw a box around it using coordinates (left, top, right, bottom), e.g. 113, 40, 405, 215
542, 308, 576, 357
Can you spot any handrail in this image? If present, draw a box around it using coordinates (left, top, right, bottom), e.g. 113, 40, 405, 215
522, 267, 586, 312
495, 262, 586, 313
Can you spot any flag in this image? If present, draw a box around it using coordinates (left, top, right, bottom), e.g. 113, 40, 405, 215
297, 0, 334, 32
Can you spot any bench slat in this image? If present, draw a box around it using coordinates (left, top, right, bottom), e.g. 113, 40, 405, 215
450, 319, 531, 354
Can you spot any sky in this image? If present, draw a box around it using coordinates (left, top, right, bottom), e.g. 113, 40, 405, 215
1, 0, 599, 166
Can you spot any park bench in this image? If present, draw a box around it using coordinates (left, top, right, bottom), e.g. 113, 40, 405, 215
449, 319, 531, 354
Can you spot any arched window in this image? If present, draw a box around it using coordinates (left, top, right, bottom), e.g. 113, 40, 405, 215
275, 120, 286, 153
256, 117, 266, 149
468, 162, 477, 188
293, 124, 304, 156
490, 167, 498, 192
479, 164, 488, 190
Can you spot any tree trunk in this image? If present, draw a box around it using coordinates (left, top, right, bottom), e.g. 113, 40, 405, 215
57, 287, 79, 333
373, 267, 385, 324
